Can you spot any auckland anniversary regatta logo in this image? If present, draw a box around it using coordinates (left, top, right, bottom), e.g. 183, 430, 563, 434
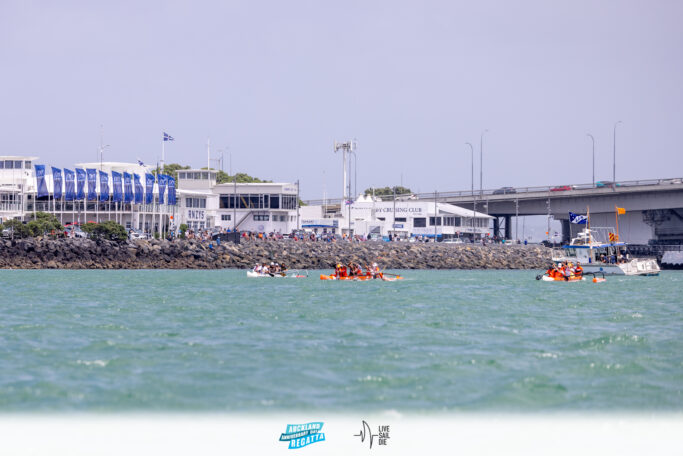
279, 421, 326, 449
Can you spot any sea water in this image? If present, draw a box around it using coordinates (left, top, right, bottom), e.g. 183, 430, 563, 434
0, 269, 681, 411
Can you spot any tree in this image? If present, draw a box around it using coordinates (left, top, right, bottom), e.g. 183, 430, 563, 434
201, 168, 272, 184
364, 186, 413, 198
27, 212, 63, 237
81, 221, 128, 242
179, 223, 188, 239
1, 219, 31, 238
152, 163, 191, 181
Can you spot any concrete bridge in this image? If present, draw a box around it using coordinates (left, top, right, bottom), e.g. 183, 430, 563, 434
432, 178, 683, 244
305, 177, 683, 244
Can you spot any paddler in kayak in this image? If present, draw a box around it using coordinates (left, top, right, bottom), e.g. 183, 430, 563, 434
371, 262, 383, 279
349, 263, 363, 277
335, 263, 348, 278
574, 262, 583, 278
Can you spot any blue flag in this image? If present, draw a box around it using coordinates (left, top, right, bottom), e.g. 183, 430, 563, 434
99, 171, 109, 202
569, 212, 587, 224
76, 169, 86, 200
158, 174, 167, 204
145, 173, 155, 204
163, 132, 174, 141
167, 175, 176, 205
134, 174, 143, 204
52, 167, 63, 200
86, 169, 97, 201
64, 169, 75, 201
111, 171, 123, 203
123, 172, 133, 203
34, 165, 49, 198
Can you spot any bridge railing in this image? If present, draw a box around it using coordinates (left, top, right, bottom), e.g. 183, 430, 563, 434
302, 177, 682, 205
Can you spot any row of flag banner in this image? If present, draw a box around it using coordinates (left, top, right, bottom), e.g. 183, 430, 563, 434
33, 165, 176, 205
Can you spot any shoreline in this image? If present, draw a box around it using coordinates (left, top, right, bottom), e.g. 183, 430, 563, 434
0, 238, 552, 270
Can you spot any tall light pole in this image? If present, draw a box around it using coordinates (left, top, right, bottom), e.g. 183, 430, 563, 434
613, 121, 622, 186
586, 133, 595, 187
480, 129, 488, 198
466, 142, 475, 237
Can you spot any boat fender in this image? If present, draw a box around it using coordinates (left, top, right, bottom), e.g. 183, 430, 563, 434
535, 274, 543, 280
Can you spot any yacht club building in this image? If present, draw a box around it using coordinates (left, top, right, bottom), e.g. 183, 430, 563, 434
300, 196, 493, 239
0, 156, 300, 234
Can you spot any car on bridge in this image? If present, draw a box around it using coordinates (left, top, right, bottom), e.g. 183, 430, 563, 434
596, 181, 621, 188
550, 185, 575, 192
493, 187, 516, 195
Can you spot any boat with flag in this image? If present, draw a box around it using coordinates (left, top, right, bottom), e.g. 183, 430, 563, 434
551, 207, 660, 276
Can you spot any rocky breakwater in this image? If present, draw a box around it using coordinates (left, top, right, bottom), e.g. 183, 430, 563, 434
0, 237, 552, 270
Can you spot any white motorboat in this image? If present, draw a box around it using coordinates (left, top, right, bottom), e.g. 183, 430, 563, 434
551, 228, 660, 276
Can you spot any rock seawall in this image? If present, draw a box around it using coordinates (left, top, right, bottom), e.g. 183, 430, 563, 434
0, 238, 552, 270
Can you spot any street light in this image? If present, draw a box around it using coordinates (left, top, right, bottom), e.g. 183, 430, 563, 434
613, 121, 622, 186
466, 142, 475, 237
480, 129, 488, 198
586, 133, 595, 187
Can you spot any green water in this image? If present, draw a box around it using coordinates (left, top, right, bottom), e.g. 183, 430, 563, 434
0, 269, 681, 411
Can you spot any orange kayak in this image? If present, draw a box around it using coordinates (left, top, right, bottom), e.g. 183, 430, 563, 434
320, 274, 403, 281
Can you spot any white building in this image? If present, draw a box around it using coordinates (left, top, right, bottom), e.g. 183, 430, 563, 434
300, 196, 493, 240
0, 156, 300, 235
176, 169, 299, 233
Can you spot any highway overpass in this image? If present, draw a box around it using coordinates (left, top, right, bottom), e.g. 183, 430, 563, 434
305, 177, 683, 244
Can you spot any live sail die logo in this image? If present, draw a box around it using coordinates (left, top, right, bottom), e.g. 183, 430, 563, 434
279, 421, 326, 449
354, 420, 390, 449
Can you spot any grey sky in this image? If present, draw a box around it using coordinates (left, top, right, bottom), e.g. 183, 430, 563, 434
1, 0, 682, 199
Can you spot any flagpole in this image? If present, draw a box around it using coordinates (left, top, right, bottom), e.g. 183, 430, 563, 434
615, 205, 620, 242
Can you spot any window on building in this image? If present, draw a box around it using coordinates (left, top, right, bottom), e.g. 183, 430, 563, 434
13, 161, 21, 169
4, 160, 13, 169
269, 194, 279, 209
201, 172, 208, 179
413, 217, 426, 228
394, 217, 407, 222
0, 161, 4, 169
185, 197, 206, 208
178, 172, 185, 179
429, 217, 442, 226
25, 161, 31, 169
254, 214, 269, 221
221, 214, 231, 221
281, 194, 297, 209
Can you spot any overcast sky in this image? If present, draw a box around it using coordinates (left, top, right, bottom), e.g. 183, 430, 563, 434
2, 0, 682, 199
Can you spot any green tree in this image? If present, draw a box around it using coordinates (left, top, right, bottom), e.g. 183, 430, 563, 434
82, 221, 128, 242
202, 168, 272, 184
179, 223, 188, 239
364, 186, 413, 198
1, 219, 31, 238
152, 163, 191, 181
26, 212, 63, 237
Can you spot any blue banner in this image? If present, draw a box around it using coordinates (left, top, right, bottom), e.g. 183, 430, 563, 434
167, 175, 176, 205
76, 168, 86, 200
34, 165, 49, 198
123, 172, 133, 203
52, 167, 63, 200
99, 171, 109, 202
111, 171, 123, 203
158, 174, 167, 204
134, 174, 143, 204
86, 169, 97, 201
64, 169, 75, 201
145, 173, 155, 204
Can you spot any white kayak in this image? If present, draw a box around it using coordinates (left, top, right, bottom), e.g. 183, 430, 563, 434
247, 270, 308, 278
